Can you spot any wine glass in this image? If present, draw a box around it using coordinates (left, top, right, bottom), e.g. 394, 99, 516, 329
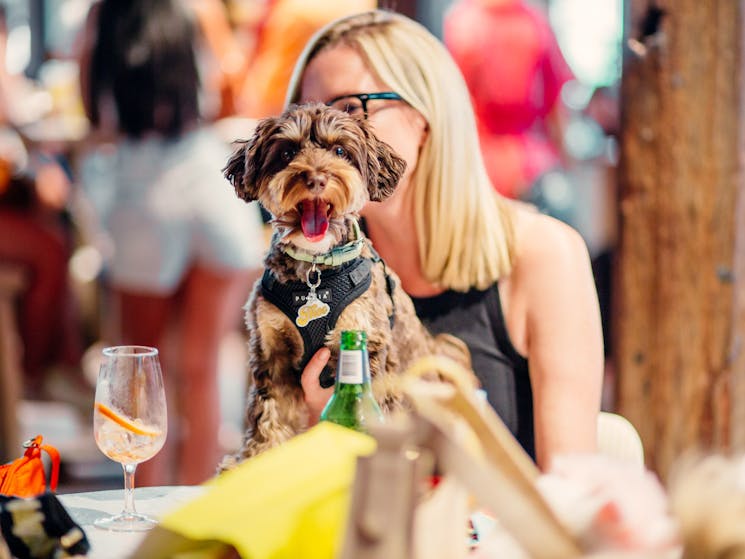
93, 345, 167, 531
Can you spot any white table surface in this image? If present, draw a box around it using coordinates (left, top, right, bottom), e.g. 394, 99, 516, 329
59, 486, 205, 559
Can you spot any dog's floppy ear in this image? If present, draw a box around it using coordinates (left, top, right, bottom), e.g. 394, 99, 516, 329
223, 117, 278, 202
224, 140, 256, 202
359, 119, 407, 202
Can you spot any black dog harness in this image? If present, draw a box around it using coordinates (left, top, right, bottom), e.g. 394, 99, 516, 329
260, 251, 396, 373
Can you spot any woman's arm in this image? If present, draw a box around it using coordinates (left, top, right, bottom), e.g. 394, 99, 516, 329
510, 212, 604, 469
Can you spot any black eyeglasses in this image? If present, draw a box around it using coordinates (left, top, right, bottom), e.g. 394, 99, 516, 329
325, 92, 404, 119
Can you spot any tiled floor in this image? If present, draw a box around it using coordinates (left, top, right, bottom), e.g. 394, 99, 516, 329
19, 331, 248, 492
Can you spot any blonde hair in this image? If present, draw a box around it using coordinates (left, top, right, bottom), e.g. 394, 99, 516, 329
287, 10, 515, 291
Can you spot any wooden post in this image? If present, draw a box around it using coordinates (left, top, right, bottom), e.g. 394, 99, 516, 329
616, 0, 745, 479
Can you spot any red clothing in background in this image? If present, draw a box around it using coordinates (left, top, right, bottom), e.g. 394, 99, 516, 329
444, 0, 574, 198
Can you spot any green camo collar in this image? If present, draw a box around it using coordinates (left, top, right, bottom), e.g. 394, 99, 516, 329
283, 219, 365, 267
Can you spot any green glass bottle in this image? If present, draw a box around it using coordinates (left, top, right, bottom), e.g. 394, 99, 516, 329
320, 330, 384, 432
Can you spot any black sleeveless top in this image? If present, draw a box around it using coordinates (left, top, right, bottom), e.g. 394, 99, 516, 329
410, 286, 535, 460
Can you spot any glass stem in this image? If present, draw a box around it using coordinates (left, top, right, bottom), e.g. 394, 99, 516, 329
122, 463, 138, 515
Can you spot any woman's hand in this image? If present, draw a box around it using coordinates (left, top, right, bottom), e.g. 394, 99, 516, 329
300, 347, 334, 425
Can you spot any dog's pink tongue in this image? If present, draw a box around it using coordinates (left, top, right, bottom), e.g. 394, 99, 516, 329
300, 199, 329, 242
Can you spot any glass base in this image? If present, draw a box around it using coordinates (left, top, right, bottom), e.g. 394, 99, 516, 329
93, 512, 158, 532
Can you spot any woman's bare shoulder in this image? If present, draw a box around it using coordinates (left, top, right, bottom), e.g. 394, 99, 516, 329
508, 202, 589, 269
496, 201, 596, 358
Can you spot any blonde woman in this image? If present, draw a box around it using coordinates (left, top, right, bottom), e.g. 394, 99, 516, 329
290, 10, 603, 468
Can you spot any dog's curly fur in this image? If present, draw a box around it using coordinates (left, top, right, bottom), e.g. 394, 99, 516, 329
219, 103, 470, 468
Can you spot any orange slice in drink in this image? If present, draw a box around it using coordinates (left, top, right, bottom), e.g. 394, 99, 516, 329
95, 402, 161, 437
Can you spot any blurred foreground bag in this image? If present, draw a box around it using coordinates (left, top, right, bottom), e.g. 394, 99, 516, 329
0, 436, 60, 498
132, 422, 376, 559
0, 492, 89, 559
338, 356, 582, 559
337, 415, 470, 559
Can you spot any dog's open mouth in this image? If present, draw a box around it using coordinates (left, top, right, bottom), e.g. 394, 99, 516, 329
299, 199, 331, 242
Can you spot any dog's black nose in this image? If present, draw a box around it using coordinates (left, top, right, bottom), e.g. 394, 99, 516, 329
306, 172, 327, 190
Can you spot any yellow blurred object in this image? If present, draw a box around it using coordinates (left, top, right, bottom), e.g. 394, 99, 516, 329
236, 0, 376, 118
132, 422, 376, 559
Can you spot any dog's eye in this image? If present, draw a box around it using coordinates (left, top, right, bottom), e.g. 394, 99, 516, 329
281, 149, 297, 163
333, 146, 346, 158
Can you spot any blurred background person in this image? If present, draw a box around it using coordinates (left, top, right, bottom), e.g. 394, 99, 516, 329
77, 0, 265, 485
580, 83, 620, 407
182, 0, 252, 120
230, 0, 375, 118
0, 132, 88, 403
444, 0, 575, 205
0, 4, 89, 406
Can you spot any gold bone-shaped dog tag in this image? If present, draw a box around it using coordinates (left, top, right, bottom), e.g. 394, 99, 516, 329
296, 296, 330, 327
297, 265, 329, 327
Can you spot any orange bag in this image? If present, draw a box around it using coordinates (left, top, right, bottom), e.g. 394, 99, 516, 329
0, 435, 60, 497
